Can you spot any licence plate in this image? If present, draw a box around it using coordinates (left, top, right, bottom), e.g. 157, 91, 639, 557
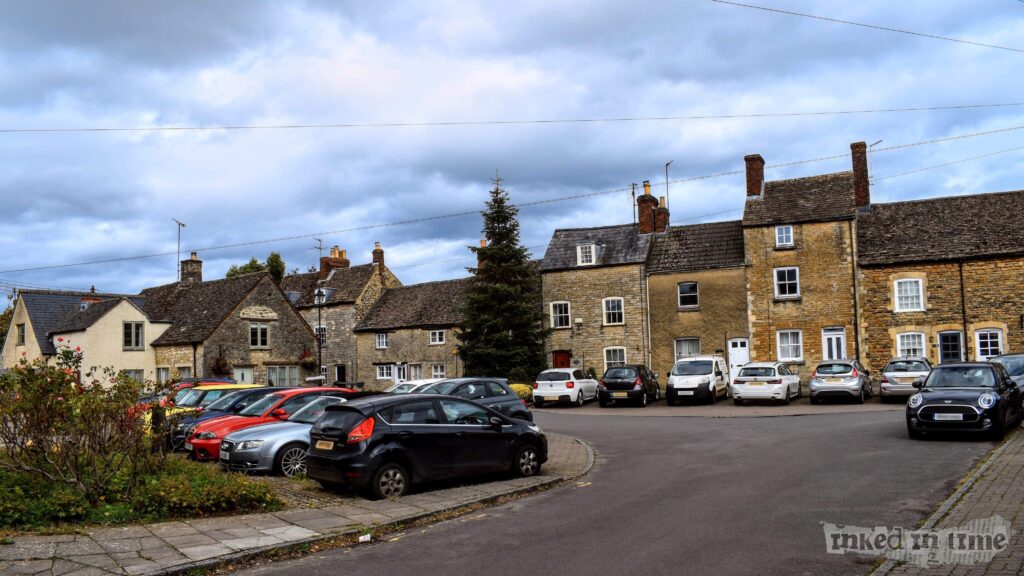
896, 378, 915, 383
934, 413, 963, 421
184, 442, 192, 451
546, 396, 561, 400
219, 450, 228, 460
612, 392, 628, 398
826, 378, 843, 383
315, 440, 335, 450
677, 390, 694, 396
747, 382, 764, 386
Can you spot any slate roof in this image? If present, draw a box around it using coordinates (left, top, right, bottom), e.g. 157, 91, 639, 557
857, 190, 1024, 266
16, 290, 128, 354
142, 273, 265, 346
647, 220, 746, 274
278, 263, 378, 307
50, 297, 147, 335
743, 171, 857, 227
540, 224, 652, 272
355, 278, 469, 331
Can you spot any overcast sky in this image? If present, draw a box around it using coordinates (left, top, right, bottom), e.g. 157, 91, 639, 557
1, 0, 1023, 296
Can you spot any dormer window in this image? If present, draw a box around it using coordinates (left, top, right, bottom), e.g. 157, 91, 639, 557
285, 291, 301, 304
577, 244, 596, 266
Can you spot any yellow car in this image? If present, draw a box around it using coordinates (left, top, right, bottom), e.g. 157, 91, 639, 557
146, 384, 264, 429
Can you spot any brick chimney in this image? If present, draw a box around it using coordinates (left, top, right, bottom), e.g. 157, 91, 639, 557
181, 252, 202, 286
850, 141, 870, 207
372, 242, 384, 266
745, 154, 765, 197
654, 196, 670, 233
637, 180, 658, 234
319, 245, 350, 279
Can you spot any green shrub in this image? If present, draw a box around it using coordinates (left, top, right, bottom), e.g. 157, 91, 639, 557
0, 468, 88, 528
132, 459, 280, 518
509, 384, 533, 403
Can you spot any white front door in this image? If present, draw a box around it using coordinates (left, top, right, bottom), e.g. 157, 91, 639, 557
822, 328, 847, 361
728, 338, 750, 375
233, 367, 253, 383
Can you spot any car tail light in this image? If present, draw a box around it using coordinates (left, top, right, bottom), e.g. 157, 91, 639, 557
598, 380, 605, 388
881, 376, 889, 384
532, 382, 539, 389
766, 379, 782, 384
521, 399, 529, 408
850, 368, 859, 378
566, 381, 575, 388
346, 416, 375, 444
733, 379, 741, 385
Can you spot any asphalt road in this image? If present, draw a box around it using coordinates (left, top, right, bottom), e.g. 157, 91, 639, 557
238, 409, 996, 576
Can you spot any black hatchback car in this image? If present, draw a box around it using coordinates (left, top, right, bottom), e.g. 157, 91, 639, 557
907, 362, 1023, 440
418, 378, 533, 421
306, 394, 547, 499
598, 364, 661, 407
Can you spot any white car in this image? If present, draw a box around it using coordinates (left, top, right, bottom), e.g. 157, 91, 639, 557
731, 362, 801, 405
384, 379, 443, 394
533, 368, 599, 408
666, 355, 729, 405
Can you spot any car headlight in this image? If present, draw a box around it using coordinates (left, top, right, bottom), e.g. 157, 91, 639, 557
908, 394, 924, 408
527, 425, 542, 434
237, 440, 265, 450
699, 377, 710, 385
979, 393, 997, 409
197, 432, 218, 440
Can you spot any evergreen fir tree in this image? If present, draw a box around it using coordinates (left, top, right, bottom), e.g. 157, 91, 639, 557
457, 177, 549, 381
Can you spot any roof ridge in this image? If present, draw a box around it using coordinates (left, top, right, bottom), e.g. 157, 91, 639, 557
869, 188, 1024, 209
767, 170, 852, 186
18, 289, 130, 297
387, 277, 471, 290
552, 223, 638, 233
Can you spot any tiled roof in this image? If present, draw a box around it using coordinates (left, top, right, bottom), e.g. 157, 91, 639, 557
857, 190, 1024, 266
16, 290, 128, 354
355, 278, 469, 331
743, 171, 857, 227
143, 273, 264, 346
50, 297, 146, 334
647, 220, 746, 274
540, 224, 652, 272
278, 264, 378, 307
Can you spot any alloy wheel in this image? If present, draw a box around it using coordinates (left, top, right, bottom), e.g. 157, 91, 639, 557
378, 467, 407, 498
280, 446, 308, 477
517, 447, 540, 476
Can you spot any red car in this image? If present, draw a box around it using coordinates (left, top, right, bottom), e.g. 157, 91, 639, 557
186, 387, 354, 460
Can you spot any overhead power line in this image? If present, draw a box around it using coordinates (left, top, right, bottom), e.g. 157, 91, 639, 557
875, 143, 1024, 181
1, 102, 1023, 134
2, 122, 1022, 275
710, 0, 1024, 54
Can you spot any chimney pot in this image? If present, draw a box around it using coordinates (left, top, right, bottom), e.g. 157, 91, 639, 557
320, 246, 350, 278
744, 154, 765, 197
190, 251, 198, 261
851, 141, 870, 207
642, 180, 651, 196
330, 245, 341, 258
340, 249, 347, 259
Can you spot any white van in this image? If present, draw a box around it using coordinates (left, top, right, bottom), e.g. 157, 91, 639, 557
666, 355, 729, 405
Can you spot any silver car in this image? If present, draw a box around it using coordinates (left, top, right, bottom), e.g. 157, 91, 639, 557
880, 357, 932, 401
809, 360, 872, 404
219, 396, 346, 477
992, 353, 1024, 388
383, 378, 443, 394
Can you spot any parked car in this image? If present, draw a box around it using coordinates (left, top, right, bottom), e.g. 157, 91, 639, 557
418, 378, 533, 421
306, 394, 547, 499
384, 379, 442, 394
991, 353, 1024, 388
880, 357, 932, 401
174, 387, 296, 447
907, 362, 1023, 440
186, 387, 355, 460
158, 378, 237, 407
730, 362, 801, 405
809, 359, 872, 404
597, 364, 660, 407
665, 355, 729, 405
532, 368, 599, 407
219, 395, 347, 477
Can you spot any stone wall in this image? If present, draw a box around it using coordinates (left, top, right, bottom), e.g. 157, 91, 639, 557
297, 304, 356, 382
355, 328, 462, 389
0, 297, 44, 367
154, 344, 202, 380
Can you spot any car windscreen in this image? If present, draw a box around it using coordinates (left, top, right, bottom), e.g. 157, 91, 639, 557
885, 360, 929, 372
204, 390, 246, 411
816, 363, 854, 375
537, 372, 572, 381
671, 361, 713, 376
239, 393, 283, 416
289, 396, 346, 424
604, 367, 638, 379
172, 388, 193, 404
316, 407, 368, 434
175, 389, 203, 407
738, 367, 775, 378
994, 356, 1024, 377
925, 366, 997, 388
420, 381, 459, 394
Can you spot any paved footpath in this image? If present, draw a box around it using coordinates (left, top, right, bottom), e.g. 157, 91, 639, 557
0, 433, 591, 576
878, 430, 1024, 576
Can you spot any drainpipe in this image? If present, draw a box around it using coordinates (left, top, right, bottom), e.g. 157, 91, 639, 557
641, 264, 651, 369
959, 260, 969, 358
643, 267, 653, 369
848, 220, 861, 362
191, 342, 199, 377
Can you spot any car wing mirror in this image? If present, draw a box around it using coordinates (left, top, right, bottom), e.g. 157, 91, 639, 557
912, 379, 925, 389
272, 408, 288, 419
489, 415, 505, 430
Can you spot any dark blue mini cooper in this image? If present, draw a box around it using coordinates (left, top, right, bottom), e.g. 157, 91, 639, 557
907, 363, 1022, 440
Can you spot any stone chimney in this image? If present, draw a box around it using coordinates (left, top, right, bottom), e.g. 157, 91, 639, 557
372, 242, 384, 266
654, 196, 670, 233
181, 252, 202, 286
850, 141, 870, 207
745, 154, 765, 197
637, 180, 659, 234
319, 245, 350, 279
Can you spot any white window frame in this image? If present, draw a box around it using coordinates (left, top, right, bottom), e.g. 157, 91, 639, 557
267, 365, 298, 386
821, 328, 847, 361
897, 332, 926, 358
776, 330, 803, 362
775, 225, 794, 248
550, 301, 571, 329
975, 329, 1004, 360
894, 279, 924, 312
576, 244, 596, 266
376, 364, 393, 380
409, 364, 423, 380
602, 297, 624, 326
674, 337, 701, 359
395, 364, 408, 382
603, 347, 627, 370
315, 325, 327, 346
177, 366, 192, 380
250, 322, 269, 348
156, 367, 170, 384
375, 333, 388, 349
429, 330, 445, 345
773, 267, 800, 299
431, 363, 446, 379
677, 282, 699, 308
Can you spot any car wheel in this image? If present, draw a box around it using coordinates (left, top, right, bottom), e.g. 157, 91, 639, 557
796, 384, 802, 399
907, 425, 923, 440
655, 387, 662, 402
706, 385, 716, 405
533, 398, 544, 408
513, 445, 541, 477
275, 443, 308, 478
369, 462, 409, 500
782, 391, 791, 405
991, 411, 1007, 441
599, 398, 609, 408
733, 398, 743, 406
857, 387, 866, 405
639, 391, 648, 408
575, 392, 585, 408
666, 396, 675, 407
810, 395, 819, 405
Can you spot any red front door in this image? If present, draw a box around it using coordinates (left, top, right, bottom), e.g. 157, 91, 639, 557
552, 350, 571, 368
